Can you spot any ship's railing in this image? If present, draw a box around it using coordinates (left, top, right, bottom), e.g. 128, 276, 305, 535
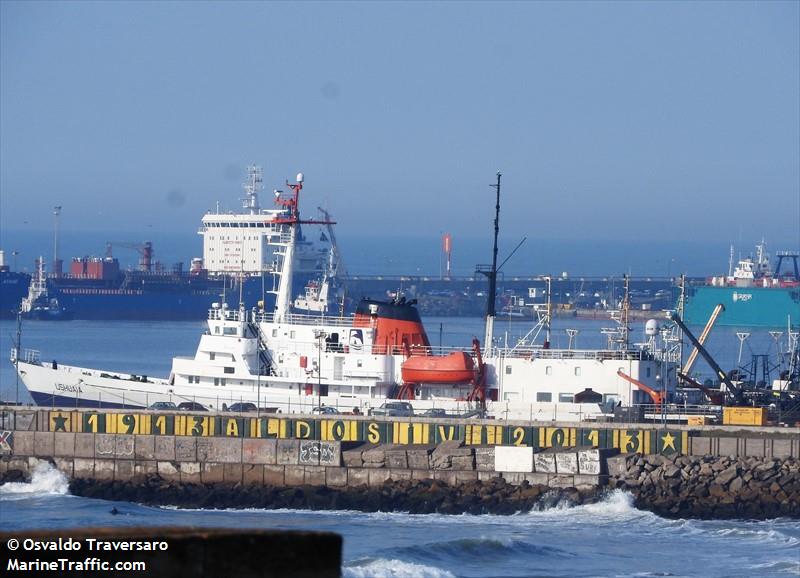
251, 311, 357, 328
10, 348, 40, 365
494, 346, 652, 362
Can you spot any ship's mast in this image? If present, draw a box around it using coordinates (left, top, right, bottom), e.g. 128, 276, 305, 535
242, 165, 263, 215
484, 172, 502, 353
273, 173, 304, 321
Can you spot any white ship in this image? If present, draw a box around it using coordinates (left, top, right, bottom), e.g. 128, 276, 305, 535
12, 171, 678, 421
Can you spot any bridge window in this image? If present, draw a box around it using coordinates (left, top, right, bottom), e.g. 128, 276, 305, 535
559, 393, 574, 403
545, 366, 552, 375
505, 365, 512, 375
209, 352, 215, 360
536, 392, 552, 402
574, 367, 581, 376
224, 367, 234, 374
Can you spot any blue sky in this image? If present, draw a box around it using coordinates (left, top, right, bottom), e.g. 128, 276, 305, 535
2, 1, 798, 256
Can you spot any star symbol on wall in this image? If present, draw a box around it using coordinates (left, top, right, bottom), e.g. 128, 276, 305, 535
661, 432, 676, 452
52, 415, 69, 432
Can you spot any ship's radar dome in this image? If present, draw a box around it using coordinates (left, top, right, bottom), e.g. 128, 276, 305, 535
296, 172, 304, 183
645, 319, 659, 336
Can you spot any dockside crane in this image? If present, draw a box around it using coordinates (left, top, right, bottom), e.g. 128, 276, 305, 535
669, 312, 746, 405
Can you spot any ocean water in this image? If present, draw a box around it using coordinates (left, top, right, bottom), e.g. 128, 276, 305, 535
1, 463, 799, 577
0, 316, 787, 402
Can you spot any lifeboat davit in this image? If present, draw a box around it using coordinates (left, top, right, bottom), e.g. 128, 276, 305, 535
401, 352, 475, 384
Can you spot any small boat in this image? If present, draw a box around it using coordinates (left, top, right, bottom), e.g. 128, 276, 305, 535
401, 351, 475, 384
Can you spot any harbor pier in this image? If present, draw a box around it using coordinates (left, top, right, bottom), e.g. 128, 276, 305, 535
1, 407, 798, 518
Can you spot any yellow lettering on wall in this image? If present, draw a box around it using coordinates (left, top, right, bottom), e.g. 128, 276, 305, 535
512, 426, 526, 446
295, 420, 312, 439
367, 422, 381, 443
226, 419, 239, 437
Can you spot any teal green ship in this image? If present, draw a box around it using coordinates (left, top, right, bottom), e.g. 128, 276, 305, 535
683, 242, 800, 328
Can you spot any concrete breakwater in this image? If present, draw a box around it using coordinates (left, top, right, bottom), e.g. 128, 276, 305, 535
2, 407, 799, 518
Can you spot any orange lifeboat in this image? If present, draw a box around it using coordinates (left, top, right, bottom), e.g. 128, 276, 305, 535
401, 352, 475, 384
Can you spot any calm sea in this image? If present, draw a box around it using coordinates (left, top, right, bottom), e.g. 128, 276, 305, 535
0, 317, 796, 577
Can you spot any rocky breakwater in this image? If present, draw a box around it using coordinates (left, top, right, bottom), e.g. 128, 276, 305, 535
608, 453, 800, 519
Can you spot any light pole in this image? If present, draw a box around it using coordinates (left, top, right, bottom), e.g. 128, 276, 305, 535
314, 329, 328, 410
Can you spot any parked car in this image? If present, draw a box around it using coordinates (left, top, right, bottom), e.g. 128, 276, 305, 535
149, 401, 177, 411
226, 402, 258, 413
420, 408, 448, 418
369, 402, 414, 417
176, 402, 207, 412
312, 406, 340, 415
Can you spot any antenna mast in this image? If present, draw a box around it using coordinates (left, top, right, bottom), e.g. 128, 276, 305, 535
484, 172, 502, 352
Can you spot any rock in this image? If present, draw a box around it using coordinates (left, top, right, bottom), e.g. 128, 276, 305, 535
663, 465, 681, 479
728, 476, 744, 493
716, 465, 739, 486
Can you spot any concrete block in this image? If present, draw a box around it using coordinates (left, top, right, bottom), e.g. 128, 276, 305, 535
175, 437, 197, 461
548, 474, 575, 488
263, 465, 285, 486
243, 463, 264, 485
362, 446, 386, 467
388, 469, 413, 481
197, 438, 242, 463
180, 462, 201, 484
115, 460, 134, 481
95, 434, 114, 457
12, 411, 36, 431
347, 468, 369, 487
115, 435, 135, 458
284, 465, 305, 486
342, 447, 364, 467
718, 437, 739, 457
771, 438, 793, 458
475, 447, 494, 471
385, 450, 408, 469
573, 474, 607, 489
744, 438, 766, 457
502, 472, 525, 485
319, 442, 341, 467
201, 462, 225, 484
325, 467, 348, 487
242, 439, 277, 465
157, 461, 180, 481
534, 452, 557, 473
406, 448, 432, 470
412, 469, 433, 481
0, 458, 7, 473
433, 470, 458, 486
606, 454, 632, 478
277, 439, 300, 465
33, 432, 54, 457
368, 469, 391, 487
524, 472, 551, 485
223, 463, 243, 484
74, 433, 95, 458
689, 437, 712, 457
478, 471, 500, 482
155, 436, 175, 461
495, 446, 533, 473
12, 431, 33, 456
451, 455, 475, 471
555, 452, 579, 474
304, 466, 326, 486
73, 458, 95, 479
134, 435, 156, 460
54, 433, 75, 457
133, 460, 157, 479
94, 458, 115, 481
455, 471, 478, 483
299, 441, 320, 465
577, 448, 617, 475
52, 457, 73, 478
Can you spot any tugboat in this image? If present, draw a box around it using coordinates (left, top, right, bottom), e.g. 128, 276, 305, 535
20, 257, 74, 320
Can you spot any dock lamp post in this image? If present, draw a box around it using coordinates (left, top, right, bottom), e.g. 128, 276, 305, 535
314, 329, 328, 411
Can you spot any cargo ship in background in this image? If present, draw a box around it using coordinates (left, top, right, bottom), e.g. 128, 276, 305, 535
4, 166, 341, 320
0, 251, 30, 319
683, 241, 800, 329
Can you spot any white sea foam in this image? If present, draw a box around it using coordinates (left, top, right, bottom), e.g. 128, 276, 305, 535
0, 460, 69, 499
343, 559, 456, 578
712, 527, 800, 548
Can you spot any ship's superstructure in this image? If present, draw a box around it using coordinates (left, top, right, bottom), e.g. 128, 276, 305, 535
14, 170, 678, 421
